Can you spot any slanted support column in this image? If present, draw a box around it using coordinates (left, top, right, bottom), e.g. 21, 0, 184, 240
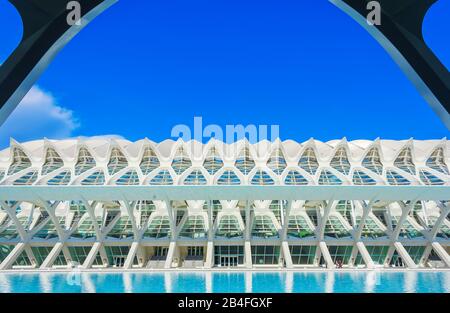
317, 200, 337, 240
0, 201, 28, 241
83, 242, 102, 269
80, 199, 102, 240
164, 241, 177, 269
204, 241, 214, 269
354, 200, 374, 240
393, 242, 417, 269
392, 201, 416, 240
319, 241, 335, 269
431, 242, 450, 267
0, 243, 26, 270
355, 242, 375, 269
244, 241, 252, 269
430, 202, 450, 240
281, 241, 293, 269
281, 201, 293, 268
123, 242, 139, 269
41, 242, 64, 269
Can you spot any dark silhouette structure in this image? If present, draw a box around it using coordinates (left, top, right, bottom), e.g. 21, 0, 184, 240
0, 1, 448, 129
0, 0, 116, 126
332, 0, 450, 129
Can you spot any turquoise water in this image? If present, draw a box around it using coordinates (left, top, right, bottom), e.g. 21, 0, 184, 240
0, 271, 448, 293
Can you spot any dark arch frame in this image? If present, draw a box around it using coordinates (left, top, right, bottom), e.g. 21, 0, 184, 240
0, 0, 449, 129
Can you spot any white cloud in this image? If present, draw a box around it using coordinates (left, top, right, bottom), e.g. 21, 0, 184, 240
0, 86, 79, 148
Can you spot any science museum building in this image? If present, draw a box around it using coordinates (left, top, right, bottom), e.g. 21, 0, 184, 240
0, 138, 449, 270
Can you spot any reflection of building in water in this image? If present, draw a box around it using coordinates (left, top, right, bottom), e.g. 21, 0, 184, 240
0, 138, 449, 270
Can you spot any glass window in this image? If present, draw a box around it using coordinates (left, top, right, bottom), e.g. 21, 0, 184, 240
104, 246, 131, 267
13, 170, 38, 185
217, 170, 241, 185
330, 148, 351, 175
140, 147, 160, 175
8, 148, 31, 175
183, 170, 207, 185
144, 216, 171, 239
386, 170, 410, 185
355, 216, 386, 238
42, 148, 64, 175
250, 170, 275, 185
13, 250, 32, 267
284, 170, 308, 185
0, 245, 14, 263
352, 170, 376, 185
355, 246, 389, 266
426, 148, 449, 175
391, 216, 423, 239
30, 247, 53, 266
107, 148, 128, 175
80, 170, 105, 185
214, 246, 244, 266
179, 215, 207, 239
362, 148, 383, 175
116, 170, 140, 185
216, 215, 242, 238
137, 201, 155, 227
267, 149, 287, 175
71, 216, 101, 239
68, 246, 92, 265
324, 216, 350, 238
335, 200, 353, 226
318, 170, 342, 185
75, 148, 96, 175
203, 147, 223, 175
149, 170, 173, 185
251, 216, 278, 238
107, 216, 134, 239
419, 170, 444, 185
171, 147, 192, 175
394, 147, 416, 175
251, 245, 280, 265
235, 148, 255, 175
298, 148, 319, 175
287, 215, 314, 238
47, 170, 71, 185
328, 245, 353, 265
289, 245, 317, 265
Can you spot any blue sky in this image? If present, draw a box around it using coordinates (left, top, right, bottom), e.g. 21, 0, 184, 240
0, 0, 449, 147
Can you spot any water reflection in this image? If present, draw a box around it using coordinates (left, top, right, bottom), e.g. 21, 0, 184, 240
0, 271, 448, 293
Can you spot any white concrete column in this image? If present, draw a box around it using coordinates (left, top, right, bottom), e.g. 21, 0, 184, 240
123, 242, 139, 269
393, 242, 417, 269
431, 242, 450, 267
392, 201, 416, 240
281, 241, 293, 268
319, 241, 335, 269
40, 242, 64, 269
430, 203, 450, 240
244, 241, 252, 269
0, 201, 28, 241
164, 241, 177, 269
36, 200, 65, 240
204, 241, 214, 269
354, 200, 373, 240
121, 200, 139, 239
0, 243, 26, 270
317, 200, 337, 240
80, 199, 102, 240
245, 200, 251, 241
82, 242, 102, 269
356, 241, 375, 269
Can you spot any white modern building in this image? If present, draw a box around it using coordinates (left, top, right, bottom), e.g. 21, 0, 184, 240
0, 137, 449, 270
